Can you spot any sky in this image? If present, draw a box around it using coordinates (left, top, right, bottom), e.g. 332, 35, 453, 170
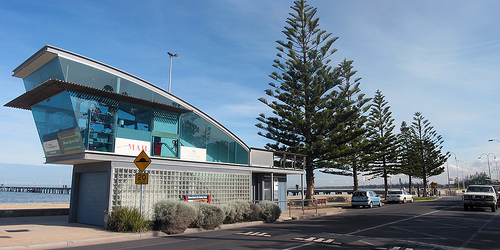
1, 0, 500, 188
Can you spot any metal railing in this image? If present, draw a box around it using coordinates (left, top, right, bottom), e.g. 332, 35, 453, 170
254, 199, 331, 217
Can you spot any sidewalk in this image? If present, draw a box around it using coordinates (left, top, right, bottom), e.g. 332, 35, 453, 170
0, 205, 345, 249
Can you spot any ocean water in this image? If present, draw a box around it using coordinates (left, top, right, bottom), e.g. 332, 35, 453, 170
0, 191, 70, 204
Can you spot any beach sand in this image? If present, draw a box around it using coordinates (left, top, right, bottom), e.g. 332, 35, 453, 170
0, 203, 70, 210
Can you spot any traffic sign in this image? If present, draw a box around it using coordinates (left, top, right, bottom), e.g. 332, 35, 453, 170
134, 150, 151, 172
135, 173, 149, 184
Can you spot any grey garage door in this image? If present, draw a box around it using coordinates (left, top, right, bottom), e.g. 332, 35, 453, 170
77, 172, 108, 226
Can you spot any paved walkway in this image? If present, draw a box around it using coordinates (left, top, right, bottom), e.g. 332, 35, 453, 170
0, 205, 345, 249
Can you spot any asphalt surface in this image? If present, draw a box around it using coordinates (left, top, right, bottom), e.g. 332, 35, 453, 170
0, 202, 342, 249
64, 196, 500, 250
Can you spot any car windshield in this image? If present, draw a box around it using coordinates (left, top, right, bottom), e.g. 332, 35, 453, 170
353, 191, 366, 196
388, 191, 402, 195
468, 186, 493, 193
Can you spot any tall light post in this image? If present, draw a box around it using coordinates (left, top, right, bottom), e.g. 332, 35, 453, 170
488, 139, 500, 181
494, 161, 499, 181
479, 153, 496, 180
167, 52, 179, 93
446, 162, 451, 194
450, 152, 459, 189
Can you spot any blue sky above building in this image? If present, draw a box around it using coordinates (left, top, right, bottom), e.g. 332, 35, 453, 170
1, 0, 500, 187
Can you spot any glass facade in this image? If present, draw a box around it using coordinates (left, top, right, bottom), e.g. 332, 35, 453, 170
112, 167, 251, 218
21, 56, 249, 164
23, 57, 64, 91
31, 92, 84, 156
181, 112, 248, 164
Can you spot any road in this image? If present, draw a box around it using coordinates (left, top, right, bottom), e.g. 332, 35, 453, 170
69, 196, 500, 249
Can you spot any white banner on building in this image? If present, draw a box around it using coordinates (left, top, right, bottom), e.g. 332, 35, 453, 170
181, 146, 206, 162
115, 138, 150, 156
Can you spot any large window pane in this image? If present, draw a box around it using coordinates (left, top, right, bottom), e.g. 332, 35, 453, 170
180, 112, 248, 164
32, 91, 83, 156
23, 58, 64, 91
60, 58, 117, 92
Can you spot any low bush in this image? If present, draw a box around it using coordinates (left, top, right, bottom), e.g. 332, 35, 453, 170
153, 199, 197, 234
191, 202, 225, 230
248, 203, 262, 221
228, 200, 253, 222
221, 203, 237, 224
107, 206, 150, 233
327, 196, 351, 202
258, 201, 281, 223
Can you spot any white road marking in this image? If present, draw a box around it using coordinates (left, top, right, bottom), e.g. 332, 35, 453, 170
460, 211, 499, 248
390, 226, 448, 240
346, 205, 458, 236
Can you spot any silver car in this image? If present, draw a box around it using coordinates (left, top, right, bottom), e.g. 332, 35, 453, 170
386, 190, 414, 203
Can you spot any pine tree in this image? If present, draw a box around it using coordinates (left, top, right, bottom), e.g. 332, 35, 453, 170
256, 0, 370, 199
365, 90, 399, 196
256, 0, 341, 200
408, 112, 449, 195
396, 121, 420, 194
320, 59, 373, 191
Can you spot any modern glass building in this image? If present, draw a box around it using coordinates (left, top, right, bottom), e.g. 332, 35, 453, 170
5, 45, 304, 227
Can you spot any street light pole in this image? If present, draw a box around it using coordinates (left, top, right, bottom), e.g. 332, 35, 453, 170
450, 152, 459, 189
167, 52, 179, 93
488, 139, 500, 181
446, 162, 451, 194
495, 162, 499, 181
479, 153, 496, 180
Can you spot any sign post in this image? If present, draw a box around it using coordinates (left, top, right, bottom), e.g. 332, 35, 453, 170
134, 150, 151, 215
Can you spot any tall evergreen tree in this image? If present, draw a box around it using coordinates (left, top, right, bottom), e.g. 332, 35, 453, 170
256, 0, 342, 200
408, 112, 449, 195
320, 59, 373, 191
396, 121, 420, 194
365, 90, 399, 196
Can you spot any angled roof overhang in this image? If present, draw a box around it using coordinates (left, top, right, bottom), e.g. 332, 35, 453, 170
4, 78, 192, 114
9, 45, 249, 151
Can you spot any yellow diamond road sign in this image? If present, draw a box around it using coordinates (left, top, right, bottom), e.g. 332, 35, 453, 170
134, 150, 151, 172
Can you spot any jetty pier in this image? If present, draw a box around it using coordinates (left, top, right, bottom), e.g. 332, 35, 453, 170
0, 185, 71, 194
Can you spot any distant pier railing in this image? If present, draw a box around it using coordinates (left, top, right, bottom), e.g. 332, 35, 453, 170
0, 186, 71, 194
288, 189, 354, 196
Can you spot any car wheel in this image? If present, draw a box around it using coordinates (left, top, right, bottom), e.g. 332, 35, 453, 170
464, 205, 469, 211
351, 205, 357, 208
410, 198, 414, 203
492, 205, 497, 212
403, 198, 406, 204
378, 201, 383, 207
368, 202, 373, 208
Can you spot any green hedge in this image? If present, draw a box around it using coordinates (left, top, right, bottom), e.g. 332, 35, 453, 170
258, 200, 281, 223
107, 206, 150, 232
191, 202, 225, 230
144, 200, 283, 234
153, 199, 197, 234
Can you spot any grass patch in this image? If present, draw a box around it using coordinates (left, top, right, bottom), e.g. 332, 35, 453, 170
413, 197, 438, 201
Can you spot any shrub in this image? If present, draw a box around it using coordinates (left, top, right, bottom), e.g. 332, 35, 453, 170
191, 202, 225, 230
220, 203, 237, 224
228, 200, 252, 222
258, 201, 281, 223
153, 199, 197, 234
248, 203, 262, 221
107, 206, 150, 233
